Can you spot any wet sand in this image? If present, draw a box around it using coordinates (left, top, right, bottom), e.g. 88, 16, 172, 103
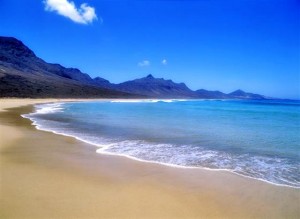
0, 99, 299, 219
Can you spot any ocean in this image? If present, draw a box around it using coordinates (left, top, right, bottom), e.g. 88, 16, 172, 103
23, 99, 300, 188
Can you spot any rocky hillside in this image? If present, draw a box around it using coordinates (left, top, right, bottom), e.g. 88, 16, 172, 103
114, 74, 198, 98
0, 36, 269, 99
0, 37, 134, 98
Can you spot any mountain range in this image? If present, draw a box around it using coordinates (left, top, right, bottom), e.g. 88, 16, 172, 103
0, 36, 269, 99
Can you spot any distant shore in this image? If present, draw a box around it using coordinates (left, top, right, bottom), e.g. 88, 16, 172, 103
1, 98, 299, 219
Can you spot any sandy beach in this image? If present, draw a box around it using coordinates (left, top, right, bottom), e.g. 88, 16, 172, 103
0, 99, 299, 219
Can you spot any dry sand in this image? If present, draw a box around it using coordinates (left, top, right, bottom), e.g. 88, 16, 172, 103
0, 98, 299, 219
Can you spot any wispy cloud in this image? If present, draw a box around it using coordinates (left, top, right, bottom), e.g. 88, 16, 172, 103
44, 0, 98, 24
138, 60, 150, 67
162, 59, 167, 65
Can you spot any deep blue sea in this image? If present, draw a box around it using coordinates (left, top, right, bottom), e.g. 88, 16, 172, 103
23, 99, 300, 187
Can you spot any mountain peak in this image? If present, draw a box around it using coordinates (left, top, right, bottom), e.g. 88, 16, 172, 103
0, 36, 21, 44
235, 89, 245, 92
0, 36, 36, 59
116, 73, 195, 98
146, 74, 154, 79
229, 89, 266, 100
230, 89, 246, 95
94, 76, 110, 84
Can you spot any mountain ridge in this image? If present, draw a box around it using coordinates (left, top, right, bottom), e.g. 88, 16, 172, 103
0, 36, 270, 99
0, 36, 137, 98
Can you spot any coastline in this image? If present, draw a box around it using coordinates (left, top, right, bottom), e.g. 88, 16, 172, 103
1, 99, 299, 218
23, 99, 300, 189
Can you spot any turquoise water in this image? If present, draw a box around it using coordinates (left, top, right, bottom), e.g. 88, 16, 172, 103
23, 99, 300, 187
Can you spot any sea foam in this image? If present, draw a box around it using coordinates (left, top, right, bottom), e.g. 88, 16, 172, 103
22, 100, 300, 188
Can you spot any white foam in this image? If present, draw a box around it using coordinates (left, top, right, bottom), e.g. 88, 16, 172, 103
31, 103, 64, 114
93, 139, 300, 188
95, 144, 300, 189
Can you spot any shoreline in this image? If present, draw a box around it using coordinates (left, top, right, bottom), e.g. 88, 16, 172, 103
1, 99, 300, 218
23, 120, 300, 189
24, 99, 300, 189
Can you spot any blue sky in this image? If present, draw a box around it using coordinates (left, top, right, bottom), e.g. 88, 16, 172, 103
0, 0, 299, 99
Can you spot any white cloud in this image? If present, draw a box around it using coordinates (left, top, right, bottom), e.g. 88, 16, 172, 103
44, 0, 98, 24
162, 59, 167, 65
138, 60, 150, 67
